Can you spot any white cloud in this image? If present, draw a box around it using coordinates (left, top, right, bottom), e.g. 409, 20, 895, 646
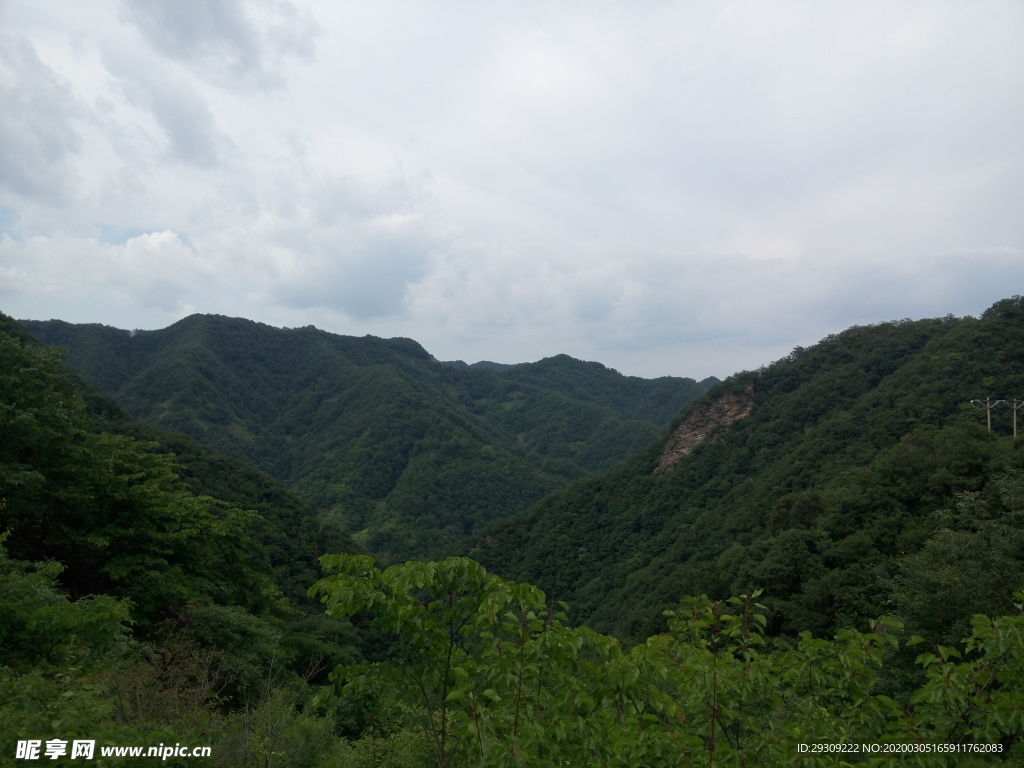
103, 48, 237, 167
268, 210, 439, 319
0, 230, 210, 315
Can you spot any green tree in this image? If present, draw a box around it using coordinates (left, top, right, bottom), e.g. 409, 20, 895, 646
313, 554, 1024, 767
890, 471, 1024, 644
0, 323, 284, 626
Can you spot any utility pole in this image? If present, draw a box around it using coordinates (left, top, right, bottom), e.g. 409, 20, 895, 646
969, 398, 1007, 439
1010, 399, 1024, 440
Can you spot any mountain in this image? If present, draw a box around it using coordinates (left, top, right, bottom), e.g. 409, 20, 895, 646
81, 387, 360, 606
471, 297, 1024, 643
0, 311, 332, 619
2, 311, 358, 609
0, 311, 395, 755
20, 314, 708, 562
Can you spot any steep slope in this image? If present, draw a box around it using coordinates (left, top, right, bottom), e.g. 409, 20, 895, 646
21, 314, 708, 562
0, 311, 380, 731
0, 313, 299, 620
654, 383, 754, 472
472, 298, 1024, 642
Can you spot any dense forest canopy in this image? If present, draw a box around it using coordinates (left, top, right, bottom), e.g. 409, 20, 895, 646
21, 315, 708, 562
0, 313, 373, 764
472, 298, 1024, 643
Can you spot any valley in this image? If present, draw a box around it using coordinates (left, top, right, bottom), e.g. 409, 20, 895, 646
21, 314, 709, 563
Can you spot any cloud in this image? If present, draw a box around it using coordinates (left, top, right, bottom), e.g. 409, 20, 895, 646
399, 238, 1024, 376
272, 233, 433, 320
120, 0, 320, 89
103, 48, 235, 167
0, 32, 82, 203
0, 230, 213, 315
265, 184, 439, 320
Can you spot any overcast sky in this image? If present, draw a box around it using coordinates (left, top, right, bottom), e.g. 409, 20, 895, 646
1, 1, 1021, 379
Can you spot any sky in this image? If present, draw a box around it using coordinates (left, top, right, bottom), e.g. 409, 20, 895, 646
1, 1, 1021, 380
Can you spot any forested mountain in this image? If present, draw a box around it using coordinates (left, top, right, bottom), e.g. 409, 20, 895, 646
5, 305, 1024, 766
445, 359, 514, 371
21, 314, 707, 562
79, 386, 360, 606
2, 309, 363, 601
472, 297, 1024, 645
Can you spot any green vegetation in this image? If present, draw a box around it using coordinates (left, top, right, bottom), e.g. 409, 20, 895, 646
0, 317, 364, 765
4, 300, 1024, 766
21, 315, 706, 562
310, 553, 1023, 766
80, 389, 360, 607
473, 298, 1024, 643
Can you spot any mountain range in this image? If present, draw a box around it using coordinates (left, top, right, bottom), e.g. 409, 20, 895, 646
6, 298, 1024, 764
470, 297, 1024, 643
18, 298, 1024, 647
21, 314, 711, 563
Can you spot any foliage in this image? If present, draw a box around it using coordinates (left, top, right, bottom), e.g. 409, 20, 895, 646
0, 328, 286, 626
0, 313, 368, 745
313, 553, 1024, 767
0, 534, 130, 667
888, 470, 1024, 644
85, 390, 362, 608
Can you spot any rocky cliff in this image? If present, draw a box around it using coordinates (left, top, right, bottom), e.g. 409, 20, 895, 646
655, 385, 754, 473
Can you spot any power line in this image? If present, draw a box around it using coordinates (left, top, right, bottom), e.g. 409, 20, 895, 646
969, 397, 1023, 439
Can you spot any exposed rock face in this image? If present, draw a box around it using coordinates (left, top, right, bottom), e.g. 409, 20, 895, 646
655, 384, 754, 473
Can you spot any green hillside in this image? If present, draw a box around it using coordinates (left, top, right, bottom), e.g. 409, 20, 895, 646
21, 314, 707, 562
2, 311, 359, 606
0, 312, 403, 761
5, 307, 1024, 765
0, 309, 365, 656
472, 298, 1024, 644
80, 387, 359, 607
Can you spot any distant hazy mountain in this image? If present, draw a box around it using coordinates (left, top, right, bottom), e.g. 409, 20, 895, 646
22, 314, 708, 563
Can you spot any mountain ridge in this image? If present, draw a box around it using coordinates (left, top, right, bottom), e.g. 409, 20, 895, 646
20, 313, 709, 563
470, 298, 1024, 642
